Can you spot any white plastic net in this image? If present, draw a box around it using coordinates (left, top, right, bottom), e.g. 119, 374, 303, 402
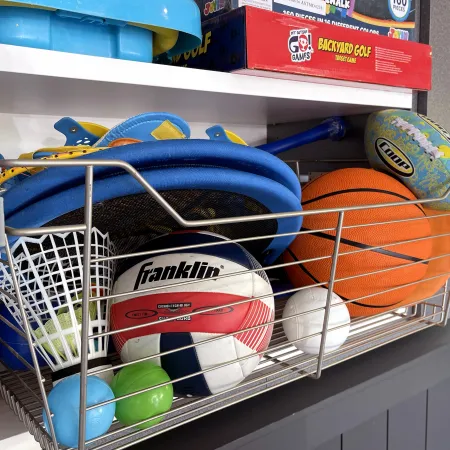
0, 228, 116, 373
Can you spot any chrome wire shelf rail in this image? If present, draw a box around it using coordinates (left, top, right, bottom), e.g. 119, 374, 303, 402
0, 158, 449, 450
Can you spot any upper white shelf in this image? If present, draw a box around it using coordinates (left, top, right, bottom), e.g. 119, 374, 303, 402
0, 44, 412, 125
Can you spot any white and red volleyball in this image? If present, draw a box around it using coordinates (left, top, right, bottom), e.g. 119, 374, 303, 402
110, 231, 274, 396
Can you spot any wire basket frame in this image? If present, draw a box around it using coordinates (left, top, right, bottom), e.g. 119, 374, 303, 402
0, 158, 449, 450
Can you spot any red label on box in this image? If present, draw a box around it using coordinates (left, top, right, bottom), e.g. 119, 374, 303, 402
244, 8, 432, 90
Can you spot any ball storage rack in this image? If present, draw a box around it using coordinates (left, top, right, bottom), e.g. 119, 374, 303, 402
0, 157, 450, 450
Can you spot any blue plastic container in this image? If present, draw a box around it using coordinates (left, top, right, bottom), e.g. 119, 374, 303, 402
0, 7, 154, 61
0, 0, 201, 62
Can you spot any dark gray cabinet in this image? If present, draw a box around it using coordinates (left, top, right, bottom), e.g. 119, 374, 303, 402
133, 325, 450, 450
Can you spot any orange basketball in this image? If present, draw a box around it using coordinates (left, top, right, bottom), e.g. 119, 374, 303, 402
404, 207, 450, 304
283, 168, 432, 317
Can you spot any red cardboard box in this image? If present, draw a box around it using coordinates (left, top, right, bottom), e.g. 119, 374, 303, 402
173, 7, 432, 90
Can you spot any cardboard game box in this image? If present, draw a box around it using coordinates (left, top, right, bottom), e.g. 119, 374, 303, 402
195, 0, 416, 40
173, 7, 431, 90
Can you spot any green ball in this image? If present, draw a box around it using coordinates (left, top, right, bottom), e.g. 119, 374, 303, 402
110, 362, 173, 430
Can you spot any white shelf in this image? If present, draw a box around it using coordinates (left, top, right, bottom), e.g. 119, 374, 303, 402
0, 45, 413, 125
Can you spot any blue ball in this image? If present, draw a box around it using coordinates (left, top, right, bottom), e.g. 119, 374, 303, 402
43, 375, 115, 448
0, 304, 46, 370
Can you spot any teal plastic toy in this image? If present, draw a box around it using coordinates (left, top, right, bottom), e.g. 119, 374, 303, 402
0, 0, 201, 61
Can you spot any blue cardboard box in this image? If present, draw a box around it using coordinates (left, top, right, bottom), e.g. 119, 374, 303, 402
194, 0, 416, 40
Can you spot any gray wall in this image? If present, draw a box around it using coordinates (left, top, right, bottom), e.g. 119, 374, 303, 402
427, 2, 449, 128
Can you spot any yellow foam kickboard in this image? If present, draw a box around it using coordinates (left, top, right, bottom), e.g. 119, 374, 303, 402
0, 146, 107, 185
225, 130, 248, 146
80, 122, 110, 139
151, 120, 186, 140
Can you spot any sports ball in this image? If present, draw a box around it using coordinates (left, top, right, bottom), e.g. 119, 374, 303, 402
282, 288, 350, 355
403, 207, 450, 304
34, 295, 113, 385
110, 231, 274, 396
0, 303, 46, 370
110, 362, 173, 429
365, 109, 450, 210
43, 374, 115, 448
283, 168, 432, 317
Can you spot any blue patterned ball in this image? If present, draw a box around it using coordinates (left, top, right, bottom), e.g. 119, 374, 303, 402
365, 109, 450, 210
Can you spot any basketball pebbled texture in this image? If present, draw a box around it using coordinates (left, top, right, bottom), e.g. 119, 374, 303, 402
365, 109, 450, 210
283, 168, 432, 317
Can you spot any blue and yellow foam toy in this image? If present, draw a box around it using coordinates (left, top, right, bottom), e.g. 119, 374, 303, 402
0, 0, 201, 61
0, 113, 250, 189
0, 113, 346, 192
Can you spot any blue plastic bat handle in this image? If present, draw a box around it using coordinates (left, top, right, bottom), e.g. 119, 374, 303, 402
257, 117, 346, 155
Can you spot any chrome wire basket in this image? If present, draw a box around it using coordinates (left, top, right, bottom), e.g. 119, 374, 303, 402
0, 158, 449, 450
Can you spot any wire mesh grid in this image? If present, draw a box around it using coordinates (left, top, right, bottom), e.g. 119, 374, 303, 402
0, 158, 449, 450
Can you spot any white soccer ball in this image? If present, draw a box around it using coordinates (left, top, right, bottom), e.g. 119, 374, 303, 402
282, 287, 350, 355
